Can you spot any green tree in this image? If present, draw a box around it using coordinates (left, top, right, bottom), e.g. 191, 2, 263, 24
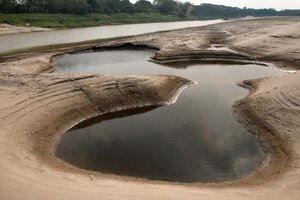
134, 0, 154, 13
178, 2, 193, 17
0, 0, 17, 13
154, 0, 181, 15
86, 0, 101, 12
73, 0, 90, 15
120, 0, 136, 13
48, 0, 65, 13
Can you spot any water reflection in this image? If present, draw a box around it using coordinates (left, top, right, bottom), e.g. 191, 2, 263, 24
55, 50, 283, 182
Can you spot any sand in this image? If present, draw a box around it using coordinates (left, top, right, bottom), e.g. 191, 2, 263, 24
0, 17, 299, 200
0, 24, 50, 35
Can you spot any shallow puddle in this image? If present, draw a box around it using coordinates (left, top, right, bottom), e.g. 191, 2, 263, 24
55, 50, 283, 183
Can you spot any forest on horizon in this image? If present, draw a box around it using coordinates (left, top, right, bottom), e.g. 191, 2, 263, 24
1, 0, 299, 18
0, 0, 299, 28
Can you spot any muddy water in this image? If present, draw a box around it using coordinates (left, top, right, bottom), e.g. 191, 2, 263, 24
55, 50, 283, 183
0, 20, 222, 55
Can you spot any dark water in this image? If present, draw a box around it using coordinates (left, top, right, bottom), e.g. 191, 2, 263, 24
55, 50, 283, 183
0, 20, 222, 55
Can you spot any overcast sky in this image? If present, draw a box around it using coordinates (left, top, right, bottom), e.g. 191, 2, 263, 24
130, 0, 300, 10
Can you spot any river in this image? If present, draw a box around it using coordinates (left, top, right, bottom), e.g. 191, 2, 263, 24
0, 20, 222, 55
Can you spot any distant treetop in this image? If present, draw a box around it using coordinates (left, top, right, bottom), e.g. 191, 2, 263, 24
0, 0, 299, 18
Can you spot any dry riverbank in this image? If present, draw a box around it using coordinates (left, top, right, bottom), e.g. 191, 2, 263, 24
0, 23, 50, 35
0, 17, 299, 200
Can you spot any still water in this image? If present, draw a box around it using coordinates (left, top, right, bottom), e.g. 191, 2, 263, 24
55, 50, 283, 183
0, 20, 222, 55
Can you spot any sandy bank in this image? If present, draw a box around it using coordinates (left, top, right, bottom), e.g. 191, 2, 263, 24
0, 17, 299, 200
0, 23, 50, 35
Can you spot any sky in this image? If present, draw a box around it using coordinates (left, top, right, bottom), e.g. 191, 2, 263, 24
130, 0, 300, 10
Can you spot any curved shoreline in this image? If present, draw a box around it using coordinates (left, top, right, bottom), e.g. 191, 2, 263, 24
0, 17, 299, 200
46, 46, 289, 186
0, 38, 288, 187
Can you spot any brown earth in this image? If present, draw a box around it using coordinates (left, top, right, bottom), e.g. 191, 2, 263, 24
0, 24, 50, 35
0, 17, 299, 200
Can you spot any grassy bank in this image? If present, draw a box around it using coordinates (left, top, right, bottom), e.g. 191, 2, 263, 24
0, 13, 182, 28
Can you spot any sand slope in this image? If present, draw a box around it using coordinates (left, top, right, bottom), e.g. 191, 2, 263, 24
0, 24, 50, 35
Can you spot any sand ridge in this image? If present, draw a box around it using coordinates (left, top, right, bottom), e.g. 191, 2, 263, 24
0, 23, 50, 35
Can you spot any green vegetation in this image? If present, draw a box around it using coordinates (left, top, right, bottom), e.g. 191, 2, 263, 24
0, 0, 191, 28
0, 13, 181, 28
0, 0, 299, 28
0, 0, 192, 16
192, 4, 300, 19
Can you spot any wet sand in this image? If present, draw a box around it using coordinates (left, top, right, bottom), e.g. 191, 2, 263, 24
0, 17, 299, 200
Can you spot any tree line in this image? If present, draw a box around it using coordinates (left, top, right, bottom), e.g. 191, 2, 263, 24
192, 4, 300, 19
0, 0, 192, 16
0, 0, 299, 18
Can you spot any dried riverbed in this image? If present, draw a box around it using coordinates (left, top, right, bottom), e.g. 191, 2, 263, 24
54, 50, 283, 183
0, 17, 299, 200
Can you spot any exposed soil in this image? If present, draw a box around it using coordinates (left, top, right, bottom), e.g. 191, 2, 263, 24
0, 17, 299, 200
0, 23, 50, 35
